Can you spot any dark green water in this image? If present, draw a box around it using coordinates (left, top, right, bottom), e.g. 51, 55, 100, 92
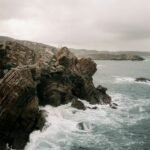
25, 59, 150, 150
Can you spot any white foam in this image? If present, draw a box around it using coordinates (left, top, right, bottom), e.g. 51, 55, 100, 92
97, 64, 103, 68
114, 76, 134, 83
110, 93, 150, 125
114, 76, 150, 85
25, 100, 120, 150
25, 93, 150, 150
144, 59, 150, 62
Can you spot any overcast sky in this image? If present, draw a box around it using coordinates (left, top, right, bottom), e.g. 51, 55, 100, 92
0, 0, 150, 51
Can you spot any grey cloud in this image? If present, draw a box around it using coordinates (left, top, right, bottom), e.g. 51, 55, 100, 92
0, 0, 150, 51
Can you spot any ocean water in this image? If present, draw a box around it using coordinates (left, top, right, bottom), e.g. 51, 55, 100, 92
25, 58, 150, 150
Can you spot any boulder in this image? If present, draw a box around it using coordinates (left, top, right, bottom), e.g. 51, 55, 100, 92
71, 100, 86, 110
76, 58, 97, 77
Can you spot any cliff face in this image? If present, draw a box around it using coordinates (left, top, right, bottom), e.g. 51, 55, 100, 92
0, 41, 111, 149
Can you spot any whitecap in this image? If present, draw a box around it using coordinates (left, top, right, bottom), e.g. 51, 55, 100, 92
25, 93, 150, 150
114, 76, 150, 85
114, 76, 134, 83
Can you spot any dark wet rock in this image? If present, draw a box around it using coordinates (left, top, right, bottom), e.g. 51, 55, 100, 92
37, 72, 73, 106
110, 103, 118, 109
71, 100, 86, 110
77, 122, 85, 130
112, 103, 118, 106
135, 77, 150, 82
0, 142, 7, 150
77, 122, 92, 131
95, 85, 111, 104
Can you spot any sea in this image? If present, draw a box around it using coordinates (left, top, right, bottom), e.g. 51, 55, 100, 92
25, 55, 150, 150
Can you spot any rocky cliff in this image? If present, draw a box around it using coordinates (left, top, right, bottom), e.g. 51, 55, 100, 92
0, 40, 111, 149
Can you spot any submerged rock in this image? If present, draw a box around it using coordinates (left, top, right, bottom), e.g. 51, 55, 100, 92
77, 122, 92, 131
110, 103, 118, 109
135, 77, 150, 82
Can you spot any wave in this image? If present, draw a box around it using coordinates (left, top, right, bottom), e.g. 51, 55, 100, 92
97, 64, 103, 68
25, 100, 119, 150
25, 94, 150, 150
144, 59, 150, 62
114, 76, 134, 83
114, 76, 150, 85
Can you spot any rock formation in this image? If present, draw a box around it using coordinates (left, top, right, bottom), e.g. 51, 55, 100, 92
0, 41, 111, 149
37, 47, 111, 106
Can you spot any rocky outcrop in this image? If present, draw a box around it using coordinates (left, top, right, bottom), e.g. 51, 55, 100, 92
37, 47, 111, 106
0, 41, 111, 149
135, 77, 150, 82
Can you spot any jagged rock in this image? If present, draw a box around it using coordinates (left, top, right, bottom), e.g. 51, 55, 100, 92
36, 47, 111, 106
135, 77, 150, 82
95, 85, 111, 104
71, 99, 86, 110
